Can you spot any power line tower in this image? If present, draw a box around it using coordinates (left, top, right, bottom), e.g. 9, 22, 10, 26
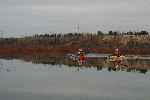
78, 24, 79, 34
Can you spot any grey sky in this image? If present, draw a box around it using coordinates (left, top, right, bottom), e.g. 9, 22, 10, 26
0, 0, 150, 38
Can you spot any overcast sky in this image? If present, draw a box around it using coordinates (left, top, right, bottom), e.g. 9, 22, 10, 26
0, 0, 150, 38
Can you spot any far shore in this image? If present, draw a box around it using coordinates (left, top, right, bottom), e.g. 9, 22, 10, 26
0, 35, 150, 56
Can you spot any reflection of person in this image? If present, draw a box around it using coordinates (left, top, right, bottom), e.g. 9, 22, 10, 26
114, 60, 121, 68
112, 49, 121, 57
114, 60, 120, 65
78, 58, 83, 65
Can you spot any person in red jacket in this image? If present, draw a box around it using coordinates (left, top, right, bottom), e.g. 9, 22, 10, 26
113, 49, 121, 57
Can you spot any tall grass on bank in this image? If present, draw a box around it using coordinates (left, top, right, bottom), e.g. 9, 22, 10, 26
0, 45, 150, 56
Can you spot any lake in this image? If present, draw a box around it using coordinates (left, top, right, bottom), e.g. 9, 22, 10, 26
0, 54, 150, 100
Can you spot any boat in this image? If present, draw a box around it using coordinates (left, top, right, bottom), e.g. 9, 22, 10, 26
75, 54, 86, 59
70, 54, 86, 59
106, 55, 125, 59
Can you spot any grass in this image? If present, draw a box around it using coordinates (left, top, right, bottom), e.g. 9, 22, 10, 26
0, 45, 150, 57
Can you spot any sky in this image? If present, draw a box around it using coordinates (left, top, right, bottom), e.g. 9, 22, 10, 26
0, 0, 150, 38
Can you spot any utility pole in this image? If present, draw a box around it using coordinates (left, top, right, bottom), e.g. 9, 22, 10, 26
78, 24, 79, 34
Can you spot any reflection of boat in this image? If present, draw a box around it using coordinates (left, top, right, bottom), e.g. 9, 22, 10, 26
106, 58, 125, 68
106, 58, 125, 62
106, 55, 125, 59
70, 54, 86, 65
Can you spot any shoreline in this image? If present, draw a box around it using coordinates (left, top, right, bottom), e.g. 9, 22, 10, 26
0, 35, 150, 56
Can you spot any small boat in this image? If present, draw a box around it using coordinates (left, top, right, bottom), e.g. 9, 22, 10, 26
75, 54, 86, 59
70, 54, 86, 62
106, 55, 125, 59
70, 54, 86, 59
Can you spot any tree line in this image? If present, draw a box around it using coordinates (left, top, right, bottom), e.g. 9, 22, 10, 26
33, 31, 148, 37
105, 31, 148, 35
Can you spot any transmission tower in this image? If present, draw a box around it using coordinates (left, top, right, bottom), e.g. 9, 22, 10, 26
78, 24, 79, 34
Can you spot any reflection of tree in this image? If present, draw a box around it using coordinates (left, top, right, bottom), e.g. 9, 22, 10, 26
107, 65, 148, 74
108, 67, 117, 72
0, 58, 3, 70
97, 66, 102, 71
136, 69, 148, 74
41, 62, 56, 65
105, 59, 150, 74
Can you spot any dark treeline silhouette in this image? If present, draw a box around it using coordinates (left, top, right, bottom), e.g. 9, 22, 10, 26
33, 31, 148, 37
33, 33, 87, 37
107, 31, 148, 35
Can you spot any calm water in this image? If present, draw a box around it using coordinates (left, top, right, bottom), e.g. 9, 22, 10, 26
0, 54, 150, 100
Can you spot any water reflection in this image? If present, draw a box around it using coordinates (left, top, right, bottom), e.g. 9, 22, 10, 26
0, 54, 150, 100
106, 58, 148, 74
0, 54, 149, 74
106, 58, 125, 68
